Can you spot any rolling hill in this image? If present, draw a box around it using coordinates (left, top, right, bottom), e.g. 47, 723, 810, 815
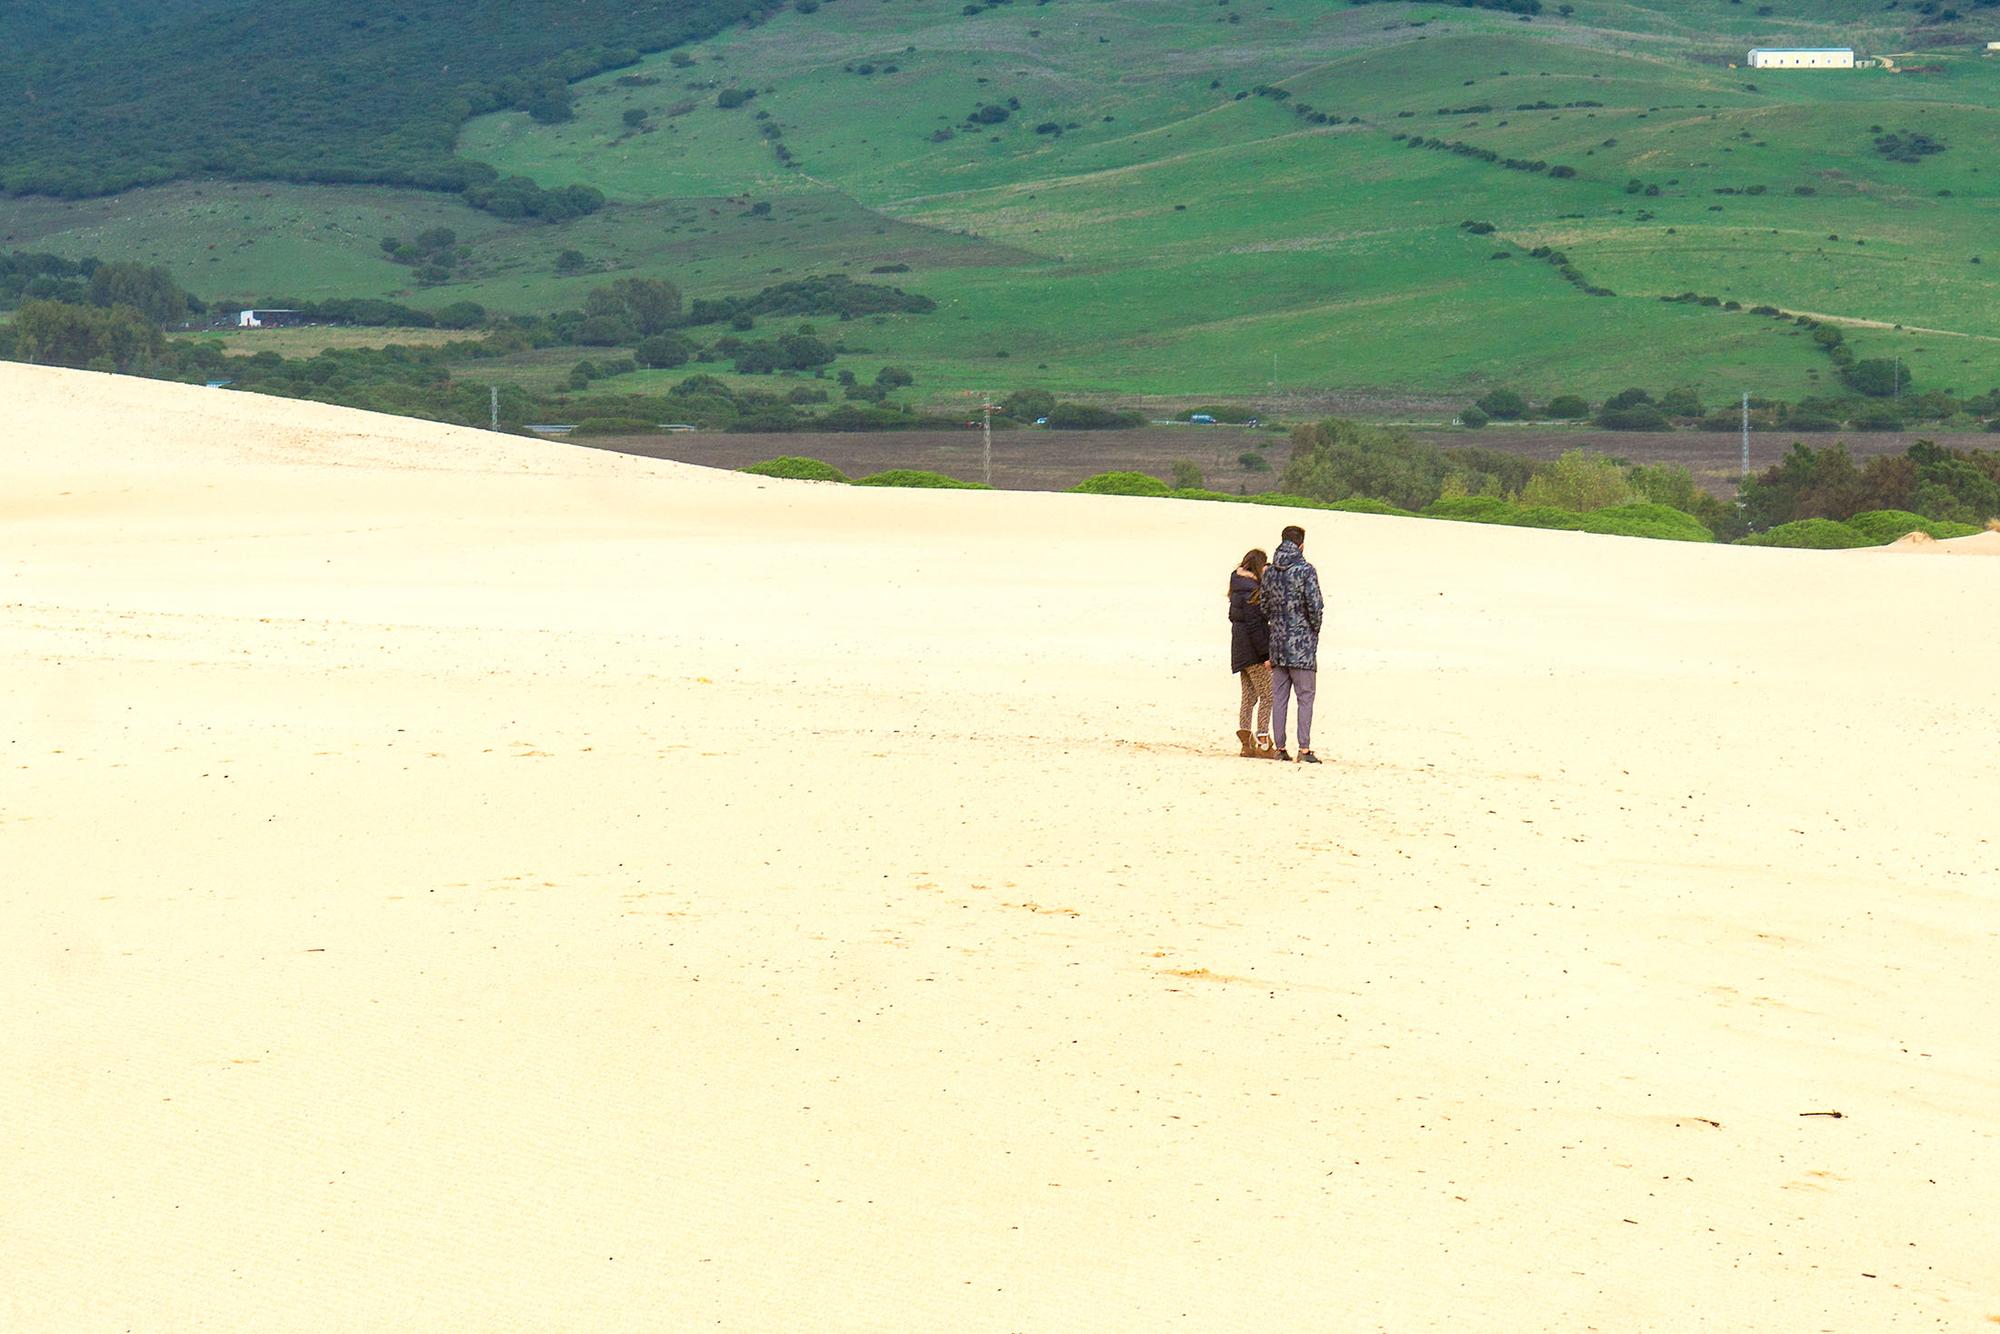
4, 0, 1999, 402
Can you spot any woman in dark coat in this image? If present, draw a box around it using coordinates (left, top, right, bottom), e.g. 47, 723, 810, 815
1228, 549, 1276, 758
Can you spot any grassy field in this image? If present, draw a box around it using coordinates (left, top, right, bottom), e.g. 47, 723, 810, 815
169, 327, 476, 357
8, 0, 1999, 404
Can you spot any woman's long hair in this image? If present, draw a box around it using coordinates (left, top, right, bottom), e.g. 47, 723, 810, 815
1234, 549, 1268, 600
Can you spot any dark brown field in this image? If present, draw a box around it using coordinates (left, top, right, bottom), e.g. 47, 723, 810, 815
570, 424, 1993, 498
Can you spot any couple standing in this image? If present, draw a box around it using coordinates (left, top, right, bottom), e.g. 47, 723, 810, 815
1228, 524, 1324, 764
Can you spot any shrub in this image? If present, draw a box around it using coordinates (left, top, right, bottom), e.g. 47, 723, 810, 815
743, 456, 849, 482
1001, 388, 1056, 420
1597, 404, 1671, 430
1843, 359, 1911, 398
635, 332, 695, 368
851, 469, 988, 489
1239, 451, 1270, 472
1659, 386, 1705, 418
1544, 394, 1589, 419
1170, 459, 1205, 490
1071, 471, 1171, 497
1578, 503, 1714, 543
1737, 519, 1877, 549
1459, 405, 1490, 429
1046, 401, 1145, 429
1476, 388, 1527, 419
1519, 449, 1633, 510
1843, 509, 1982, 543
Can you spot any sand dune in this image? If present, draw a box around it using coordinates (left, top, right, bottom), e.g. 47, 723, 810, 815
1882, 529, 2000, 556
6, 363, 1998, 1330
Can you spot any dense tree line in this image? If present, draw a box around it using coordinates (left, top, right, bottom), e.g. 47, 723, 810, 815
0, 0, 783, 212
1740, 441, 2000, 531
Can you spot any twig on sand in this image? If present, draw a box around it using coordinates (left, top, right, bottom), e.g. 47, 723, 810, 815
1798, 1110, 1845, 1118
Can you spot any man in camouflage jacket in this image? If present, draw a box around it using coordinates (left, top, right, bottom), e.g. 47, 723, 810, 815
1262, 526, 1324, 763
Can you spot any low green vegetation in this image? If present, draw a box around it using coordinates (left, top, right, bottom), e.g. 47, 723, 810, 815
1842, 509, 1983, 543
1739, 440, 2000, 530
0, 0, 773, 204
1736, 518, 1880, 550
743, 455, 849, 482
8, 0, 2000, 406
850, 469, 989, 489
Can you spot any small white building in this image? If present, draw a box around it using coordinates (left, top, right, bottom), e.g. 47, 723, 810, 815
235, 308, 303, 328
1747, 48, 1856, 69
1988, 40, 2000, 51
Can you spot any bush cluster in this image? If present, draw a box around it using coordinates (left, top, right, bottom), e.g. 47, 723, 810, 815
1740, 440, 2000, 531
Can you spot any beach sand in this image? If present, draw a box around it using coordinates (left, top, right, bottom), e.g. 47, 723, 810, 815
6, 363, 1998, 1329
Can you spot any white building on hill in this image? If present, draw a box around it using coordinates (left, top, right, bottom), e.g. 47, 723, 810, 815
1747, 48, 1855, 69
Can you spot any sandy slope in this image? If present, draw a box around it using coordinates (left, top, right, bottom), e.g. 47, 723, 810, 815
5, 364, 1998, 1331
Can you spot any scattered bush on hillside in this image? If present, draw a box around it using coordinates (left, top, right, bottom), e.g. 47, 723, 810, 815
743, 456, 849, 482
684, 275, 935, 325
851, 469, 989, 489
462, 176, 606, 222
1458, 405, 1490, 429
1475, 389, 1526, 420
1659, 386, 1705, 418
635, 332, 695, 368
1874, 130, 1946, 163
1171, 460, 1206, 490
1544, 394, 1589, 419
1843, 358, 1912, 398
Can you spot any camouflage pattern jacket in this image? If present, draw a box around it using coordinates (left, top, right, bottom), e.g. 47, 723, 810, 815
1261, 539, 1324, 670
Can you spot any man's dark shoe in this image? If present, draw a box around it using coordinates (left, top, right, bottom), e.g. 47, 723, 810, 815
1274, 749, 1293, 763
1299, 750, 1322, 765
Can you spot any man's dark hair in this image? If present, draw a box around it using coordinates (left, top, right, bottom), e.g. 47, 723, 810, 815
1281, 524, 1306, 545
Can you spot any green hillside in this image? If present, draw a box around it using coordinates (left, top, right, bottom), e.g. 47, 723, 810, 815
5, 0, 1999, 402
0, 0, 774, 196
